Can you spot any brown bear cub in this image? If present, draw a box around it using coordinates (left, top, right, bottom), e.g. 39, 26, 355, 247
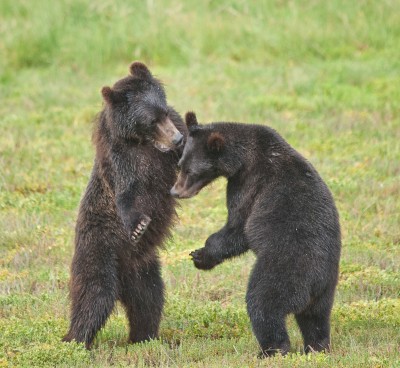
171, 112, 341, 357
63, 62, 187, 349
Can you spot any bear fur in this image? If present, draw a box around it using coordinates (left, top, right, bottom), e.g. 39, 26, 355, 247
63, 62, 187, 349
171, 112, 341, 357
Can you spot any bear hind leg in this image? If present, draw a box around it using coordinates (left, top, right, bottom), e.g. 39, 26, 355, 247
120, 260, 164, 344
295, 291, 334, 354
249, 311, 291, 358
246, 261, 291, 357
63, 282, 116, 349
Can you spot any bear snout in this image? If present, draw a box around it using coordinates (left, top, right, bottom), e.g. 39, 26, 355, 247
172, 131, 183, 145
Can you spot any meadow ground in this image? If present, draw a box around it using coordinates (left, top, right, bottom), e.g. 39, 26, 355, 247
0, 0, 399, 367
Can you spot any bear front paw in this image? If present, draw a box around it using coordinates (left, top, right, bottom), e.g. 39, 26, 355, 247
189, 248, 219, 270
131, 215, 151, 244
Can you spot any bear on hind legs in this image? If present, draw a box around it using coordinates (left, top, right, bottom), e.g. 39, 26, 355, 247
171, 112, 341, 357
63, 62, 186, 349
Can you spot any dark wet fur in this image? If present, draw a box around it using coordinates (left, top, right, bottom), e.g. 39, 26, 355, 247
177, 115, 341, 357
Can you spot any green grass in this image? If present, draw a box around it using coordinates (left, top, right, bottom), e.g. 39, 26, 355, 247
1, 0, 399, 366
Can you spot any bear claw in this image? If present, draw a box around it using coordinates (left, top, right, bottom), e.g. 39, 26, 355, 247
131, 217, 151, 243
190, 248, 218, 270
189, 249, 202, 262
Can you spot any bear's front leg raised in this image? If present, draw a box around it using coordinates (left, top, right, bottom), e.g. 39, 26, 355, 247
130, 215, 151, 244
190, 231, 227, 270
190, 246, 221, 270
190, 226, 249, 270
119, 209, 151, 244
115, 188, 151, 243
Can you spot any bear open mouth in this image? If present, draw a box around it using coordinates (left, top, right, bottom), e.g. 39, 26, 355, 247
153, 118, 183, 153
154, 141, 171, 152
171, 178, 209, 199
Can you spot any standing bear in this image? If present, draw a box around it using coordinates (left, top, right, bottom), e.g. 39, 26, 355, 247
63, 62, 187, 349
171, 112, 341, 357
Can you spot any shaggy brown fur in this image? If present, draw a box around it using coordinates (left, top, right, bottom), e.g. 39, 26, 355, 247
63, 62, 186, 348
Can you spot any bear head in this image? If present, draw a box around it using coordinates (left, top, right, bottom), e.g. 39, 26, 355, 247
101, 62, 183, 152
170, 112, 228, 198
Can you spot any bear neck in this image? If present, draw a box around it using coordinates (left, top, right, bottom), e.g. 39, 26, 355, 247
223, 125, 285, 183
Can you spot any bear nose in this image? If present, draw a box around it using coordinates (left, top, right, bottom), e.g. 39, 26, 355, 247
172, 132, 183, 145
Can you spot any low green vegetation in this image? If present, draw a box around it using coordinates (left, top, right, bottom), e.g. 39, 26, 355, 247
1, 0, 399, 366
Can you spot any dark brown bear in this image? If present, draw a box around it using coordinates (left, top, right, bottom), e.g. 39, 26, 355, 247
171, 112, 341, 357
63, 62, 187, 349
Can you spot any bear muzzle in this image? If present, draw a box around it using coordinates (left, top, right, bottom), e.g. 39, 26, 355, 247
154, 118, 183, 152
170, 173, 205, 199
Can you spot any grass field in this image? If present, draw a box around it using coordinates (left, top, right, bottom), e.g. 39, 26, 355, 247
1, 0, 399, 366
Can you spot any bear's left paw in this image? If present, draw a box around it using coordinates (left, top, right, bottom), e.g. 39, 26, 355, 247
131, 215, 151, 244
190, 248, 219, 270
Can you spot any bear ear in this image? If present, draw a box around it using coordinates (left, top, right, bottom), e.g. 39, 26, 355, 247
185, 111, 198, 130
129, 61, 152, 80
101, 86, 114, 104
101, 86, 125, 104
207, 132, 225, 153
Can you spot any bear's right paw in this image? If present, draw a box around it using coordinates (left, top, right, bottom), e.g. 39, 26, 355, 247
189, 248, 219, 270
131, 215, 151, 244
